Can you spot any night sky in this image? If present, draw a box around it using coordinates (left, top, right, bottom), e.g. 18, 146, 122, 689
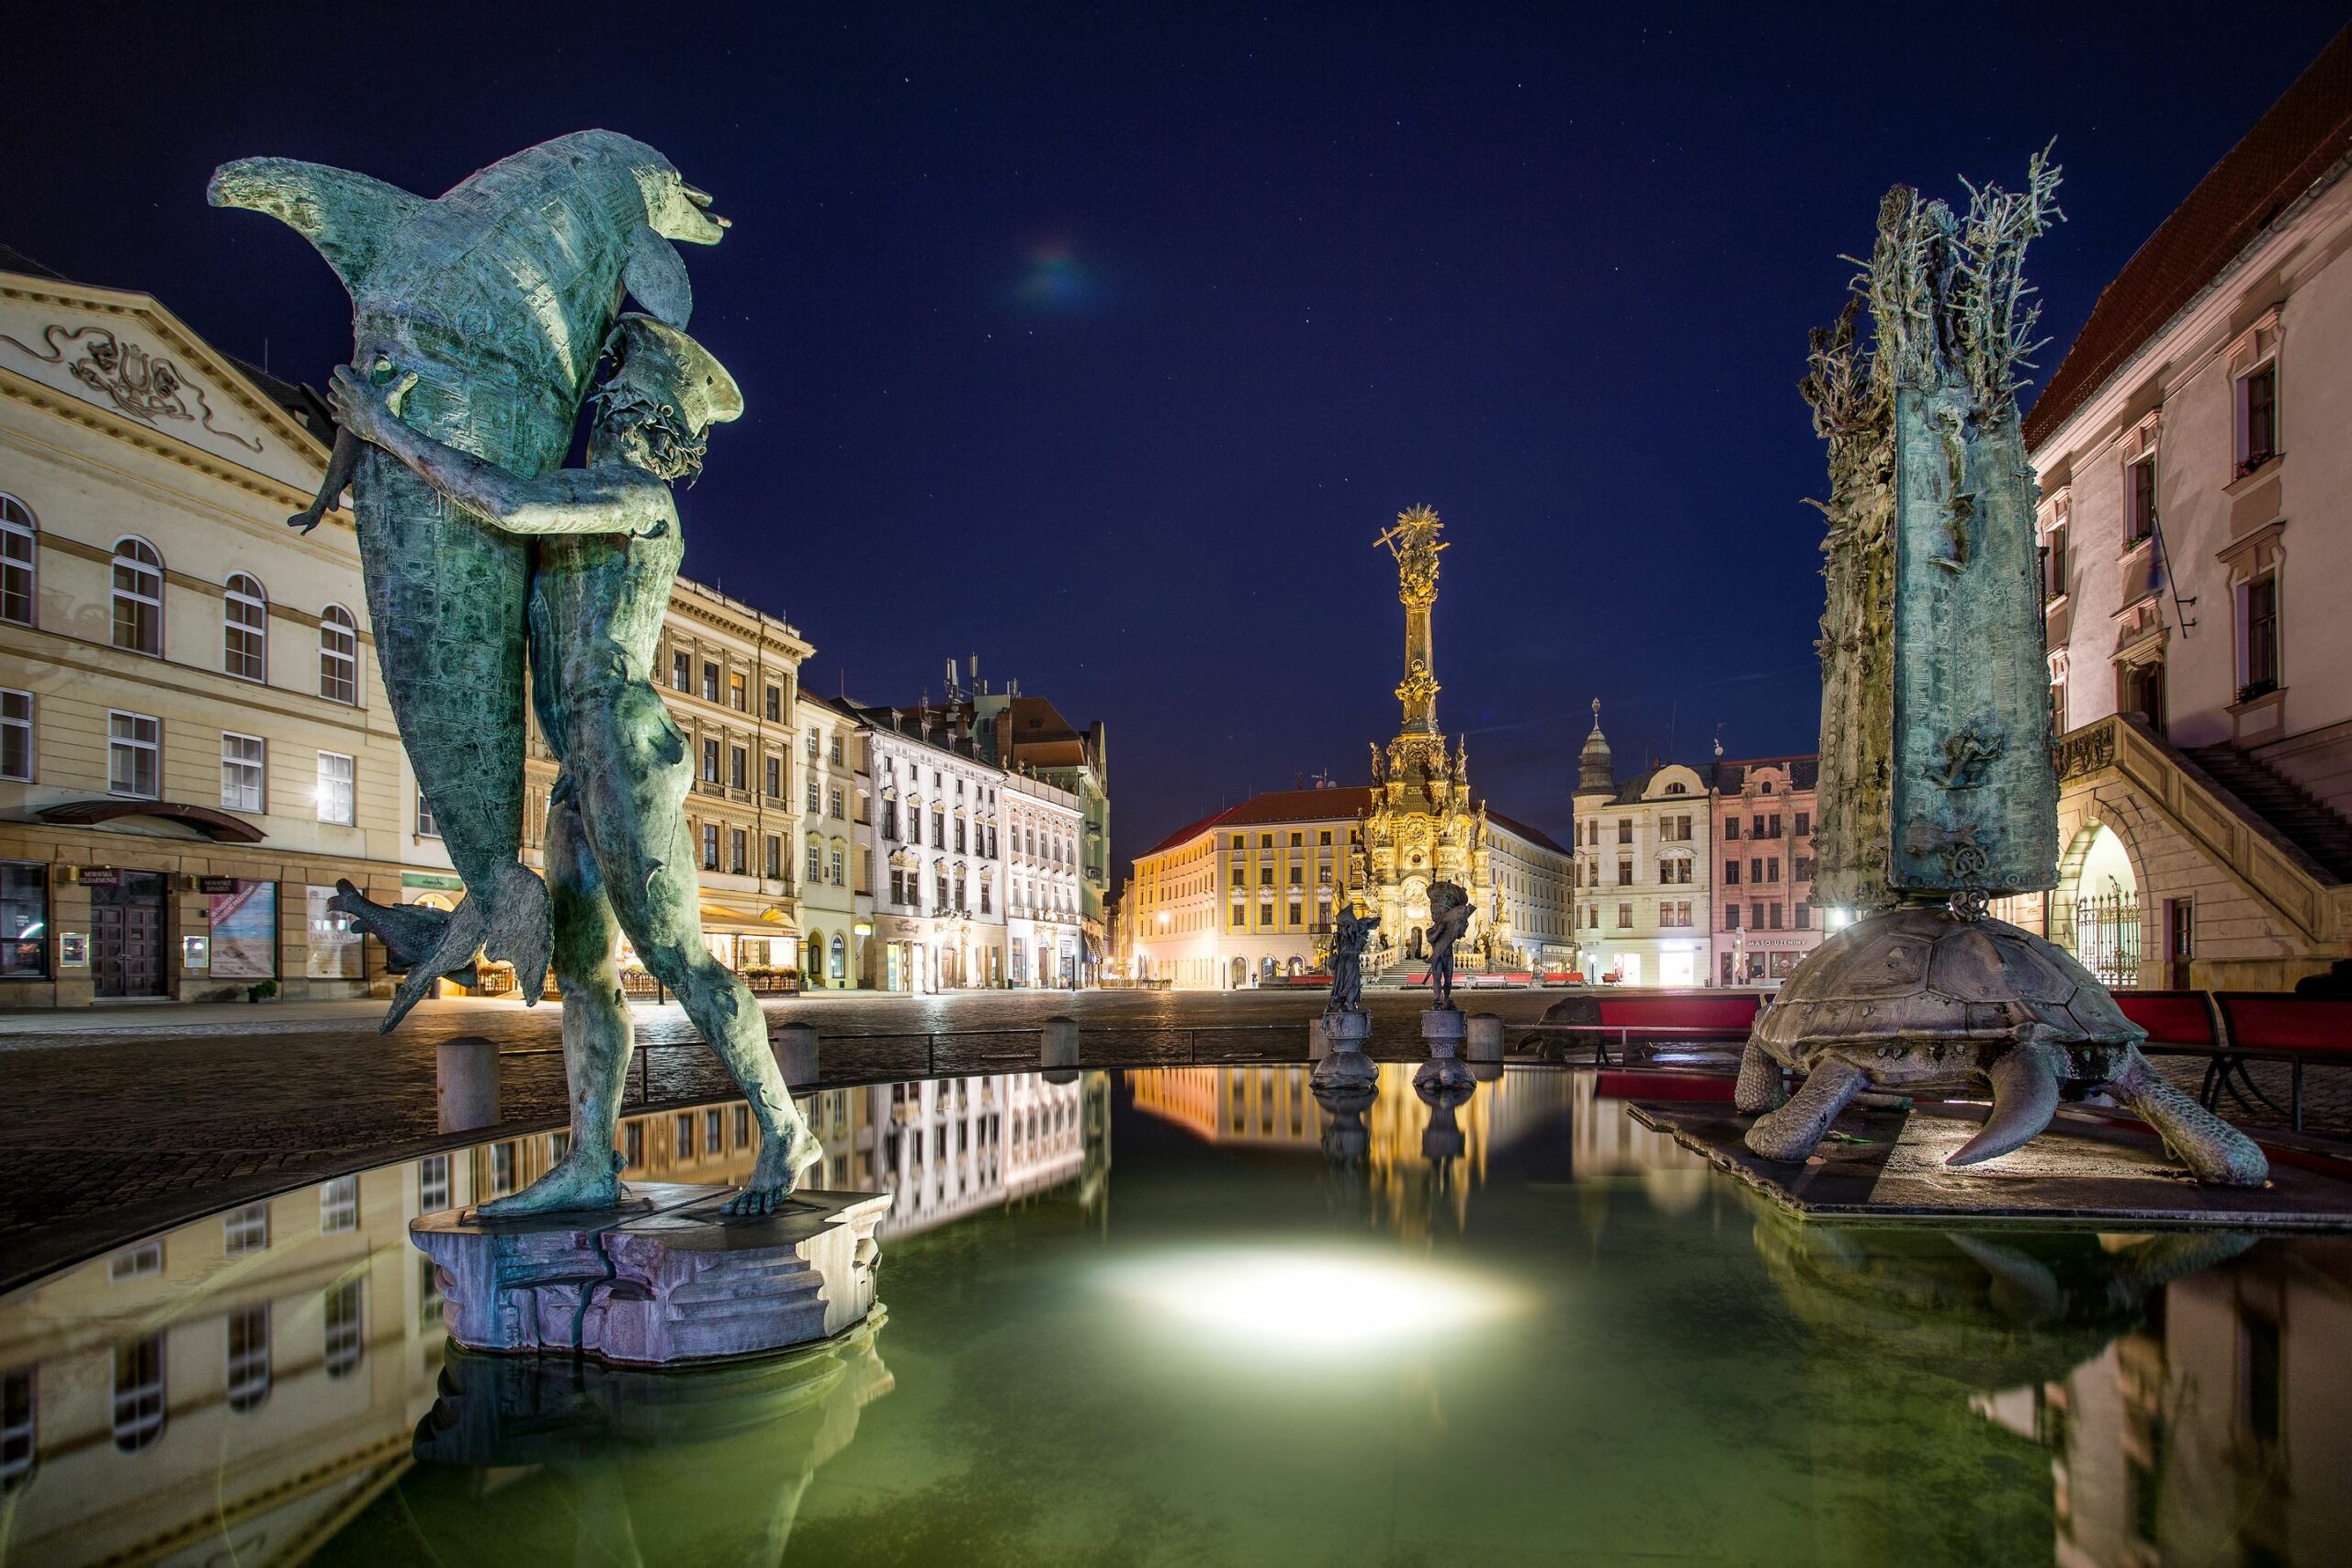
5, 3, 2342, 875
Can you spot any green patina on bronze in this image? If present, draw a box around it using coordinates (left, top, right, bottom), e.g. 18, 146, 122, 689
208, 132, 723, 1028
1754, 156, 2267, 1186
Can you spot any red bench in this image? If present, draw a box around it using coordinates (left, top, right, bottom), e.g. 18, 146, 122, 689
1521, 991, 1763, 1066
1595, 1069, 1738, 1102
2211, 992, 2352, 1131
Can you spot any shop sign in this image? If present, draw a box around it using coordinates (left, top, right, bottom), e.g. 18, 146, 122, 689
78, 867, 120, 888
198, 876, 238, 895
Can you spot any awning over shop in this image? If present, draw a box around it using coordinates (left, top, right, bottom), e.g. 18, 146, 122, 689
40, 798, 266, 843
698, 899, 797, 938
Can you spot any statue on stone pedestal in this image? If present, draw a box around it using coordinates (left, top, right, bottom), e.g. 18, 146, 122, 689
1745, 154, 2264, 1186
210, 132, 727, 1029
1423, 879, 1474, 1010
1327, 903, 1380, 1013
327, 316, 820, 1214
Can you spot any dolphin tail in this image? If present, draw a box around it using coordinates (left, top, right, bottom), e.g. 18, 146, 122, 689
209, 157, 426, 290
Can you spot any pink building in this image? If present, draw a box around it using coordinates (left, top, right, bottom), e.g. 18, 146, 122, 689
1709, 755, 1821, 987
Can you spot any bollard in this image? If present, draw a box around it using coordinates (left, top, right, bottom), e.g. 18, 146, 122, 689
773, 1021, 820, 1089
1040, 1015, 1080, 1070
1466, 1012, 1505, 1063
436, 1035, 501, 1134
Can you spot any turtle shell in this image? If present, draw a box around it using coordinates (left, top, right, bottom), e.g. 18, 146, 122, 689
1752, 904, 2143, 1089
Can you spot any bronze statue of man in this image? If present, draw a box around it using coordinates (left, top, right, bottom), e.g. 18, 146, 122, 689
330, 316, 820, 1214
1424, 880, 1474, 1008
1328, 903, 1380, 1012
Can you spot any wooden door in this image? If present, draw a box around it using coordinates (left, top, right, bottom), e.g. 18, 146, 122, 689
91, 872, 168, 998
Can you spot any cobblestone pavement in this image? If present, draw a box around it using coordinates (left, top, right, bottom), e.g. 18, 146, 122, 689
0, 987, 1561, 1290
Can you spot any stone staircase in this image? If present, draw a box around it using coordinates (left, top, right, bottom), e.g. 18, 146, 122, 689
2183, 743, 2352, 883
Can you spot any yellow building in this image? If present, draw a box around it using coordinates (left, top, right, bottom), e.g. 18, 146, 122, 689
0, 252, 426, 1004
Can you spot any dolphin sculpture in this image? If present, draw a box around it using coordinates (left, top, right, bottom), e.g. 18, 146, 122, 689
209, 131, 725, 1029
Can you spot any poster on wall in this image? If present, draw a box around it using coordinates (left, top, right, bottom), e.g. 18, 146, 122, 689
207, 880, 277, 979
306, 885, 361, 979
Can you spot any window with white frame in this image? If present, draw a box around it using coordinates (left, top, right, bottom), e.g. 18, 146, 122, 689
417, 789, 440, 838
316, 751, 355, 826
320, 1175, 358, 1233
2048, 649, 2069, 739
109, 1241, 163, 1280
108, 711, 160, 798
224, 573, 267, 681
221, 733, 265, 813
322, 1280, 364, 1378
111, 1336, 165, 1452
2241, 570, 2281, 697
0, 691, 28, 783
225, 1304, 270, 1412
2041, 506, 2069, 602
223, 1201, 269, 1257
0, 495, 35, 626
111, 538, 163, 655
419, 1153, 450, 1211
318, 605, 358, 704
1, 1368, 30, 1493
2123, 449, 2157, 548
700, 822, 718, 870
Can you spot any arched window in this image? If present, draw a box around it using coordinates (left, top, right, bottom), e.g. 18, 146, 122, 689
803, 931, 823, 978
224, 573, 267, 682
828, 931, 846, 982
0, 495, 35, 626
111, 537, 163, 655
318, 605, 358, 704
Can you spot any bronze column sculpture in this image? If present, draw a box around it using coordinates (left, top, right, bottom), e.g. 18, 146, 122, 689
1741, 154, 2265, 1186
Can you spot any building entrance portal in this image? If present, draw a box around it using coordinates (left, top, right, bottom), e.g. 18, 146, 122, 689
90, 869, 169, 998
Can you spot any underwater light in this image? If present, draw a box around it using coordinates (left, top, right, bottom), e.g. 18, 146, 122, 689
1100, 1247, 1525, 1355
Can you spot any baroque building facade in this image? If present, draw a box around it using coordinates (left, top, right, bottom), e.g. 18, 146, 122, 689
2009, 31, 2352, 989
1569, 707, 1713, 987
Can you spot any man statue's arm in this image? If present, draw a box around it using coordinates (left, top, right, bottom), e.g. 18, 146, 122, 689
328, 367, 673, 536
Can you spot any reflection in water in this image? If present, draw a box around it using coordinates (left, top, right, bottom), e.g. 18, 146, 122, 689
0, 1066, 2346, 1564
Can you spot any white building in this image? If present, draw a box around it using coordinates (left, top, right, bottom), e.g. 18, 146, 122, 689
1569, 709, 1713, 987
2018, 31, 2352, 988
1002, 767, 1086, 988
870, 1072, 1084, 1234
795, 691, 861, 987
856, 705, 1006, 991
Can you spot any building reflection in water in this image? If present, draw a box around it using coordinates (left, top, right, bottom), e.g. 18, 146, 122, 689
1753, 1199, 2352, 1566
0, 1069, 1101, 1567
1129, 1063, 1709, 1238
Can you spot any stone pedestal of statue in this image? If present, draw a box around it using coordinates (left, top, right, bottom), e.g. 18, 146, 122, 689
1415, 1005, 1475, 1092
1311, 1007, 1377, 1090
413, 1184, 890, 1367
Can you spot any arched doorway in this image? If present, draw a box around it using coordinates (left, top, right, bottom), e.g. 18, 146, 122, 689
2059, 821, 2141, 988
1259, 955, 1278, 985
1228, 956, 1247, 989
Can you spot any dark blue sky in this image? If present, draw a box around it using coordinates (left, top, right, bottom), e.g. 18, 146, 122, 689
5, 3, 2343, 874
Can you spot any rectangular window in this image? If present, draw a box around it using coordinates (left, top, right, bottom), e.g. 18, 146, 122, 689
223, 1202, 269, 1257
675, 1111, 696, 1158
110, 1241, 164, 1280
700, 739, 720, 784
1793, 811, 1811, 838
701, 823, 719, 870
226, 1304, 270, 1411
1318, 829, 1332, 845
1795, 905, 1811, 930
316, 751, 355, 826
2043, 522, 2069, 600
764, 684, 782, 722
419, 1154, 450, 1212
729, 828, 748, 875
806, 774, 820, 810
0, 690, 29, 782
831, 787, 846, 819
2240, 360, 2279, 472
729, 746, 748, 789
808, 840, 823, 880
2243, 574, 2279, 696
417, 789, 440, 838
108, 711, 161, 798
2125, 455, 2156, 547
112, 1336, 164, 1451
1724, 818, 1739, 840
766, 755, 782, 797
1616, 903, 1632, 930
1725, 905, 1741, 930
322, 1280, 363, 1378
1750, 858, 1764, 883
729, 672, 747, 711
701, 661, 719, 702
320, 1176, 358, 1233
765, 835, 782, 880
1616, 819, 1632, 844
1616, 860, 1633, 886
672, 649, 692, 691
831, 737, 844, 764
1724, 861, 1740, 886
1231, 904, 1246, 929
1768, 857, 1781, 882
221, 732, 264, 813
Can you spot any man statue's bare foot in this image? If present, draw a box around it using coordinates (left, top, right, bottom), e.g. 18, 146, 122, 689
477, 1145, 624, 1218
722, 1123, 822, 1216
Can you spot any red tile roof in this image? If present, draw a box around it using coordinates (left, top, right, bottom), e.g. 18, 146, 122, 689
1136, 786, 1566, 859
2025, 25, 2352, 450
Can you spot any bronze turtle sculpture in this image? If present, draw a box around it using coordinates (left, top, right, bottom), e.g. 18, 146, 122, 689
1737, 904, 2267, 1185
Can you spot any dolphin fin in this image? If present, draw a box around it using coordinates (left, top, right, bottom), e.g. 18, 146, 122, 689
209, 157, 426, 291
622, 223, 694, 326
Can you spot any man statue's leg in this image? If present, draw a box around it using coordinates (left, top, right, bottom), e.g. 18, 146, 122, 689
579, 690, 820, 1214
479, 786, 633, 1216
